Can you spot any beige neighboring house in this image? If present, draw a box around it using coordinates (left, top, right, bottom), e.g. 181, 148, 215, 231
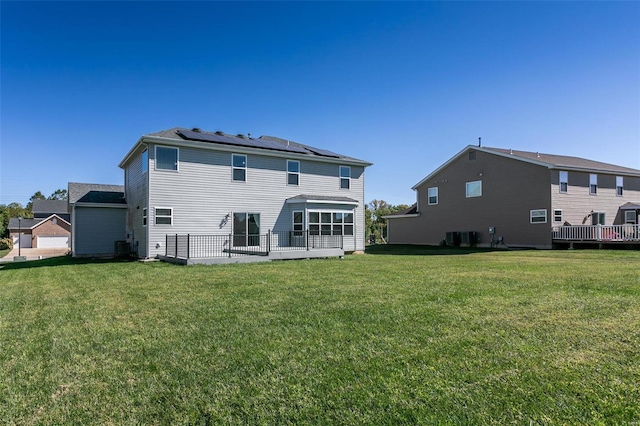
386, 145, 640, 249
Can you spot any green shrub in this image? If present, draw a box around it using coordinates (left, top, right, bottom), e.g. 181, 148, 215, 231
0, 237, 13, 250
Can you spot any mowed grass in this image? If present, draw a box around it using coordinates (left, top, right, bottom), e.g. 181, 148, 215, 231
1, 247, 639, 425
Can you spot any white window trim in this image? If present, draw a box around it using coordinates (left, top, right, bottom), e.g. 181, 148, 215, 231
143, 207, 147, 227
428, 187, 438, 205
616, 176, 623, 197
625, 210, 637, 224
287, 160, 300, 186
154, 145, 179, 172
155, 207, 173, 226
589, 174, 597, 195
553, 209, 562, 223
232, 154, 247, 182
308, 210, 354, 236
530, 209, 547, 224
141, 148, 148, 174
559, 170, 568, 193
466, 180, 482, 198
339, 166, 351, 190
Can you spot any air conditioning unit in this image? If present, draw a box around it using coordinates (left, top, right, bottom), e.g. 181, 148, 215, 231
115, 241, 130, 256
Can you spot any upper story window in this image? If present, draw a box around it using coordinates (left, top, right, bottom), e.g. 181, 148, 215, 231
466, 180, 482, 198
287, 160, 300, 186
340, 166, 351, 189
155, 207, 173, 225
530, 209, 547, 224
232, 154, 247, 182
589, 174, 597, 195
156, 146, 178, 171
141, 149, 148, 173
143, 208, 147, 226
559, 170, 568, 193
616, 176, 623, 196
428, 187, 438, 205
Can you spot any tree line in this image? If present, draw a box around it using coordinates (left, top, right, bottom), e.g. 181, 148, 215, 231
365, 199, 410, 243
0, 189, 67, 237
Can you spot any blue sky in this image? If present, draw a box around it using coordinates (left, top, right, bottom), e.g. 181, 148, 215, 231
1, 1, 639, 206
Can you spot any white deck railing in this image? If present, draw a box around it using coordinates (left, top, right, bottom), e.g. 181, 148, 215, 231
552, 224, 640, 241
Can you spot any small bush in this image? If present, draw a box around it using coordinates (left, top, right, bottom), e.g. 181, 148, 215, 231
0, 237, 14, 250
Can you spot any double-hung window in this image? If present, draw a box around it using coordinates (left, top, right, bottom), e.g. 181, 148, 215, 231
428, 187, 438, 205
156, 146, 178, 171
466, 180, 482, 198
589, 174, 597, 195
287, 160, 300, 186
340, 166, 351, 189
155, 208, 172, 225
616, 176, 623, 196
141, 149, 148, 173
530, 209, 547, 224
559, 171, 568, 193
625, 211, 637, 224
232, 154, 247, 182
553, 209, 562, 223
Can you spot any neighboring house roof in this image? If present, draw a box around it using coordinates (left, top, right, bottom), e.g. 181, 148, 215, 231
68, 183, 125, 204
119, 127, 372, 168
413, 145, 640, 190
286, 194, 359, 205
32, 199, 68, 215
9, 214, 71, 230
387, 203, 418, 216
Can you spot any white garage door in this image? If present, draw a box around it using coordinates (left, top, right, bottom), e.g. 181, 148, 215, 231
37, 236, 70, 248
13, 234, 32, 248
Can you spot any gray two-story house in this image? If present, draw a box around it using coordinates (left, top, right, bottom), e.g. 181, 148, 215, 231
118, 127, 372, 259
387, 145, 640, 249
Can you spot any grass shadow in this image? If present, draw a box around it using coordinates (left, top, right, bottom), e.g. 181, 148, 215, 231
365, 244, 503, 256
0, 256, 136, 270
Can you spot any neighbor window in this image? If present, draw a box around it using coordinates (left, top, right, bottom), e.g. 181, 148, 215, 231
466, 180, 482, 198
553, 209, 562, 223
591, 212, 605, 225
155, 146, 178, 171
616, 176, 623, 196
287, 160, 300, 186
155, 207, 172, 225
141, 149, 148, 173
340, 166, 351, 189
143, 208, 147, 226
428, 187, 438, 205
589, 174, 597, 195
233, 212, 260, 246
559, 171, 568, 193
530, 209, 547, 224
308, 211, 353, 236
625, 210, 637, 224
232, 154, 247, 182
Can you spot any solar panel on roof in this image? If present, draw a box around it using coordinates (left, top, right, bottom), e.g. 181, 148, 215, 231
178, 129, 312, 155
305, 147, 341, 158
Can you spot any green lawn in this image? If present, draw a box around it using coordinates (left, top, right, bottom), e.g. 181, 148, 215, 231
1, 247, 639, 425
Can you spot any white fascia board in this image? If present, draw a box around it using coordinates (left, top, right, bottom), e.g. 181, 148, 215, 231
383, 213, 420, 219
120, 135, 372, 169
24, 214, 71, 230
74, 203, 128, 208
286, 199, 359, 206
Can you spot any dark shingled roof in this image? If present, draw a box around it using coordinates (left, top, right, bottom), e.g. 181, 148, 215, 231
387, 203, 418, 216
286, 194, 359, 204
32, 199, 68, 215
145, 127, 370, 164
68, 183, 125, 204
8, 218, 41, 229
483, 147, 640, 175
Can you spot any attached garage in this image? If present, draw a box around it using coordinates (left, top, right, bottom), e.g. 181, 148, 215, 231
12, 233, 32, 248
37, 235, 70, 248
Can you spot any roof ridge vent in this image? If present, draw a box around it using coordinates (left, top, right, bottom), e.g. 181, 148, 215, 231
536, 152, 540, 157
192, 128, 202, 133
510, 149, 513, 154
215, 131, 224, 135
236, 134, 246, 139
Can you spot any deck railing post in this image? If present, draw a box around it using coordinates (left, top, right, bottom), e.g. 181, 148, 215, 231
165, 234, 168, 256
175, 234, 178, 258
596, 224, 602, 241
267, 230, 271, 255
229, 234, 232, 258
187, 234, 190, 259
306, 230, 310, 251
